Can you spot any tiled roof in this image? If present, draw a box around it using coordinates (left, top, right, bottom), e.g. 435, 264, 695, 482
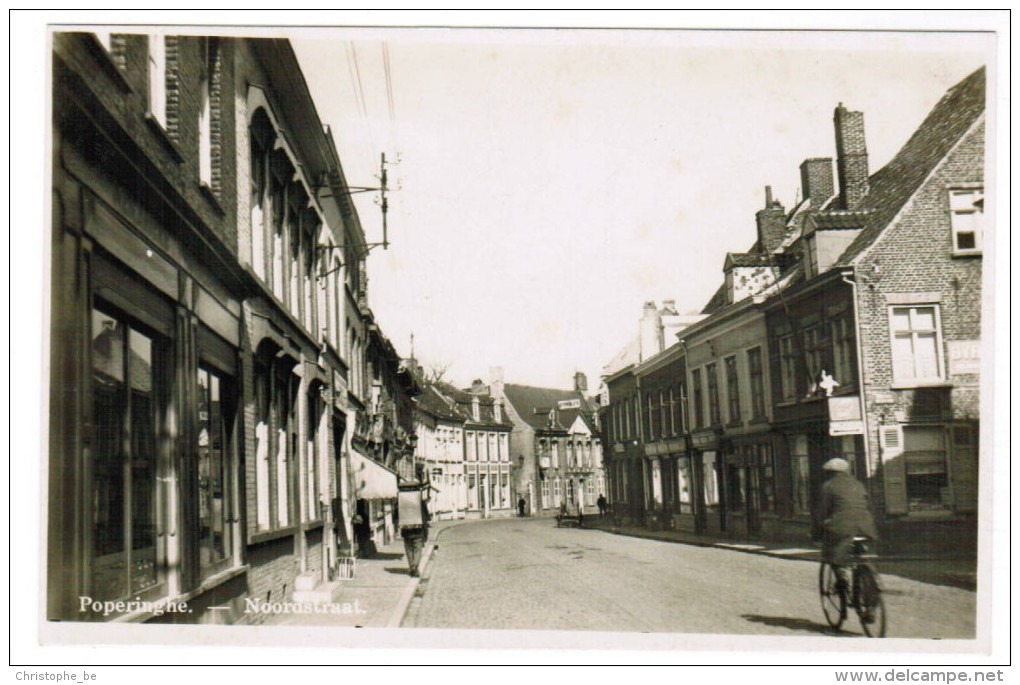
502, 383, 596, 433
833, 66, 985, 266
431, 381, 513, 429
724, 252, 776, 268
416, 384, 464, 422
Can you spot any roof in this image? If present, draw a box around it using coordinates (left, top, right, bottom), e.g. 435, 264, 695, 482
834, 66, 985, 266
431, 382, 514, 430
723, 252, 776, 269
502, 383, 597, 434
416, 384, 465, 423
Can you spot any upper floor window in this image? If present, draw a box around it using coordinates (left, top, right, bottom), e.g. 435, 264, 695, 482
724, 355, 740, 423
779, 334, 798, 400
198, 37, 218, 189
830, 315, 856, 388
890, 305, 943, 384
147, 35, 167, 128
706, 362, 721, 426
747, 347, 766, 419
691, 369, 704, 429
949, 187, 983, 255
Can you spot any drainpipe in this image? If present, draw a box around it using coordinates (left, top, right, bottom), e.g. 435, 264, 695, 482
841, 269, 872, 482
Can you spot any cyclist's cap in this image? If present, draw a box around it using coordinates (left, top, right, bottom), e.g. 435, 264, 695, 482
823, 458, 850, 472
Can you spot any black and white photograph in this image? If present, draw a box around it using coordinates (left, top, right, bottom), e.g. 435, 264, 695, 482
12, 9, 1009, 675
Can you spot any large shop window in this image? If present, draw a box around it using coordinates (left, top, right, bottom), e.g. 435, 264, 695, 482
197, 366, 232, 577
89, 306, 166, 603
891, 305, 943, 385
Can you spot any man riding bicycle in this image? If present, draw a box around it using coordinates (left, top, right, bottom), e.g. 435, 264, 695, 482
818, 457, 879, 602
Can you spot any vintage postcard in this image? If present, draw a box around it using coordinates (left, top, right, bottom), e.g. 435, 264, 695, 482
14, 10, 1009, 673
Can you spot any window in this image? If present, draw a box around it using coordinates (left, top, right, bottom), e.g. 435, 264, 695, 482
779, 334, 798, 400
249, 110, 275, 280
949, 187, 983, 254
724, 355, 740, 423
89, 307, 167, 602
756, 444, 775, 513
553, 478, 561, 506
691, 369, 704, 428
147, 35, 166, 127
466, 432, 476, 461
197, 367, 232, 576
253, 358, 297, 531
706, 363, 720, 426
541, 479, 550, 508
198, 38, 218, 188
747, 347, 766, 419
804, 326, 823, 390
903, 427, 950, 513
789, 435, 810, 516
829, 316, 856, 387
551, 440, 559, 469
891, 305, 943, 384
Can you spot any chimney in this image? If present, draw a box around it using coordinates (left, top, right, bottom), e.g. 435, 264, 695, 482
574, 372, 588, 393
470, 379, 486, 395
639, 301, 664, 362
834, 104, 869, 210
755, 186, 787, 255
488, 366, 504, 399
799, 158, 834, 208
660, 299, 677, 315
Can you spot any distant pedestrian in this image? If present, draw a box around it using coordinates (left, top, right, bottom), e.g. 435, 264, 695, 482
597, 494, 607, 518
518, 497, 526, 517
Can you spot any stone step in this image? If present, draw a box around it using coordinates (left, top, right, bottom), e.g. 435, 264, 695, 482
292, 581, 343, 605
294, 571, 320, 592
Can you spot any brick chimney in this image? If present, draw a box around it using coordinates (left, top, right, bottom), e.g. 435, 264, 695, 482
574, 371, 588, 393
834, 104, 869, 210
755, 186, 787, 255
799, 158, 834, 208
639, 301, 664, 362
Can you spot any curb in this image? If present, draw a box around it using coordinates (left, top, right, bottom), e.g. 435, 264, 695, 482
593, 525, 977, 591
386, 523, 455, 628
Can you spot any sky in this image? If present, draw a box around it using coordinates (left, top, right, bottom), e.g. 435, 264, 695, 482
289, 27, 990, 392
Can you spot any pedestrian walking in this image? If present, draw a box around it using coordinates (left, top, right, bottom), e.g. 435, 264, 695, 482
597, 493, 607, 518
398, 483, 431, 577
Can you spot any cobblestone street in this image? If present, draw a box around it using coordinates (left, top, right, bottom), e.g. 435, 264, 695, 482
404, 518, 976, 638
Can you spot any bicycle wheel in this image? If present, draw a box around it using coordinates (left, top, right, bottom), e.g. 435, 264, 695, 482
819, 562, 846, 630
856, 564, 887, 638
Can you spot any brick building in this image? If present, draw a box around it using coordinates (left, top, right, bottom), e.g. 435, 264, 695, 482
761, 67, 985, 541
48, 32, 400, 623
498, 372, 604, 516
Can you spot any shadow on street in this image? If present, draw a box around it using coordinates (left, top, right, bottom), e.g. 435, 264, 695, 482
741, 613, 851, 636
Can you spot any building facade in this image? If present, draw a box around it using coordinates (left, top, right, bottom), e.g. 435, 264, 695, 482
501, 373, 604, 516
48, 32, 407, 624
412, 383, 468, 520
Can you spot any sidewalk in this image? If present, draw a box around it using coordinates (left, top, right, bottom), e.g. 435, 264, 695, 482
259, 521, 458, 628
582, 518, 978, 591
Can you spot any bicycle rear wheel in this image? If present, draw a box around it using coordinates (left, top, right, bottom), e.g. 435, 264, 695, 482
819, 562, 846, 630
856, 564, 887, 638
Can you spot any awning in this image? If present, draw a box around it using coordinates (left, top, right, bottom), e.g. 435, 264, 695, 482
350, 450, 399, 500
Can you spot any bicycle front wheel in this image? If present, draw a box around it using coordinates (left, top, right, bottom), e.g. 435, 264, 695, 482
819, 562, 846, 630
856, 564, 887, 638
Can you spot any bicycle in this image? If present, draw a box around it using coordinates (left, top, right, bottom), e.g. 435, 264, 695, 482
819, 535, 887, 637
